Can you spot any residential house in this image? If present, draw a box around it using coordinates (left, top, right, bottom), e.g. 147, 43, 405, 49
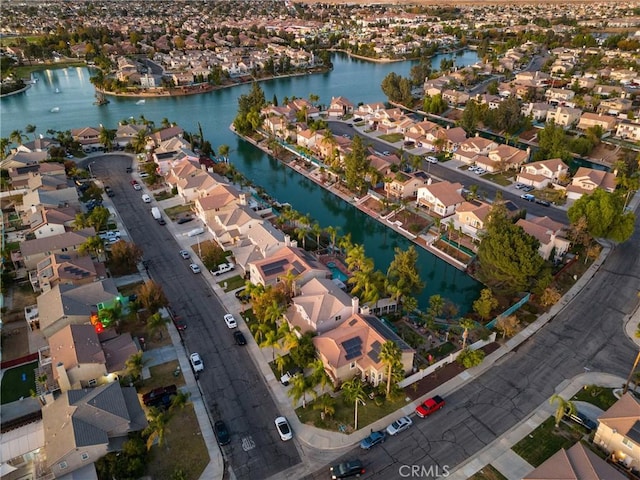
594, 392, 640, 471
548, 106, 582, 129
616, 121, 640, 142
514, 71, 551, 88
355, 102, 386, 117
313, 311, 414, 387
438, 126, 467, 153
404, 121, 441, 150
521, 102, 554, 122
416, 181, 465, 217
566, 167, 617, 200
17, 137, 59, 154
164, 158, 219, 201
115, 123, 146, 148
71, 127, 101, 151
19, 185, 79, 215
516, 158, 569, 188
150, 126, 184, 147
522, 442, 626, 480
36, 278, 120, 339
35, 253, 104, 293
327, 96, 354, 118
1, 151, 48, 181
248, 245, 330, 288
296, 128, 319, 149
230, 225, 293, 273
599, 97, 633, 115
9, 160, 65, 190
193, 183, 241, 225
24, 205, 77, 239
42, 382, 147, 479
18, 228, 96, 270
516, 216, 570, 261
544, 88, 576, 105
475, 145, 530, 173
452, 136, 499, 165
384, 170, 429, 200
153, 137, 197, 174
576, 112, 618, 132
456, 201, 492, 240
441, 89, 470, 106
284, 277, 355, 335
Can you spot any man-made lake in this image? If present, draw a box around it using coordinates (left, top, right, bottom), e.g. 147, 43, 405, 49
1, 51, 483, 310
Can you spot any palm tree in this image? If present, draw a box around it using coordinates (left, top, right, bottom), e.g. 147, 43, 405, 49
9, 129, 24, 146
259, 329, 280, 361
288, 374, 315, 408
325, 226, 339, 253
275, 354, 288, 376
309, 359, 331, 394
379, 341, 402, 399
79, 236, 105, 260
0, 137, 9, 160
310, 222, 323, 251
250, 322, 271, 343
342, 377, 367, 431
459, 318, 476, 349
25, 124, 37, 140
294, 226, 308, 250
125, 352, 147, 385
313, 394, 336, 419
280, 324, 300, 352
218, 144, 230, 161
146, 312, 169, 340
144, 407, 170, 450
279, 269, 298, 300
549, 394, 575, 427
131, 129, 147, 153
169, 390, 191, 412
264, 299, 285, 325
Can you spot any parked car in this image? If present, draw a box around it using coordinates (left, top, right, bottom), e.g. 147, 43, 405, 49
330, 459, 365, 479
275, 416, 293, 441
104, 186, 114, 197
189, 264, 201, 274
280, 367, 303, 386
233, 331, 247, 346
172, 317, 187, 331
475, 168, 486, 175
385, 416, 413, 436
515, 183, 526, 189
177, 216, 193, 224
426, 156, 438, 164
214, 420, 231, 446
235, 287, 250, 303
415, 395, 445, 418
212, 262, 235, 276
187, 227, 205, 237
223, 313, 237, 329
520, 193, 535, 202
139, 172, 149, 179
522, 185, 535, 192
536, 199, 551, 207
142, 384, 177, 407
565, 410, 598, 431
360, 430, 386, 450
179, 250, 191, 259
142, 194, 151, 203
190, 353, 204, 372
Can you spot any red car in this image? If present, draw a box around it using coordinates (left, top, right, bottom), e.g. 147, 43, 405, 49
415, 395, 445, 418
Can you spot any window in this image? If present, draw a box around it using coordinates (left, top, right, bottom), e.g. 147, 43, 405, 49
59, 461, 68, 470
81, 452, 89, 461
622, 438, 634, 450
350, 362, 356, 370
87, 379, 97, 387
335, 315, 341, 322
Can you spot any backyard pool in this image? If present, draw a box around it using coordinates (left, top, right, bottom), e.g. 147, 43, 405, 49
326, 261, 349, 283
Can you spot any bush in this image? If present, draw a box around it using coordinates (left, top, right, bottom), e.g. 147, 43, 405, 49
456, 348, 485, 368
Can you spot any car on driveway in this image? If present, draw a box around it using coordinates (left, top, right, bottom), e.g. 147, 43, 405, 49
212, 262, 235, 276
189, 264, 201, 274
224, 313, 237, 329
179, 250, 190, 259
214, 420, 231, 446
415, 395, 445, 418
275, 416, 293, 441
385, 416, 413, 436
235, 287, 251, 303
330, 459, 365, 479
360, 430, 386, 450
190, 353, 204, 372
233, 331, 247, 346
177, 216, 193, 224
515, 183, 526, 189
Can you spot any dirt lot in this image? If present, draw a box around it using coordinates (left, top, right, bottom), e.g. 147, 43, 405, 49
1, 286, 38, 361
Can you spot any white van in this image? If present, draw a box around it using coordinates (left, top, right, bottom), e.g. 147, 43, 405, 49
187, 227, 205, 237
142, 194, 151, 203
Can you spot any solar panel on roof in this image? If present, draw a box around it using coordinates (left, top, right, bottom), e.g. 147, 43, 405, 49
368, 340, 382, 363
262, 259, 289, 276
342, 337, 363, 360
628, 420, 640, 445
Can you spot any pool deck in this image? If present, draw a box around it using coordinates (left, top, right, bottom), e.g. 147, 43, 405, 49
318, 254, 351, 281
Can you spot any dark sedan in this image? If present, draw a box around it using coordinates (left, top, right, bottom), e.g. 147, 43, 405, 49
214, 420, 231, 445
359, 430, 386, 450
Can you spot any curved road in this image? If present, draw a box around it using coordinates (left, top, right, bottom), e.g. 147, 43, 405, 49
83, 155, 301, 480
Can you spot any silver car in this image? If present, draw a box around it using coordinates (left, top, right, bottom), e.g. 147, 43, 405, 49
386, 416, 413, 436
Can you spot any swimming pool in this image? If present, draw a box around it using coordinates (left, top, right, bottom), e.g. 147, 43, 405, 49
326, 261, 349, 282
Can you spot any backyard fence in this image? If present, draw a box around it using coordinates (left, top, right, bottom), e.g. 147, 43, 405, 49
1, 352, 39, 370
485, 293, 531, 329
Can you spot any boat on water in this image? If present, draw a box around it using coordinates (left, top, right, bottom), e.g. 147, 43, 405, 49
55, 88, 60, 93
50, 107, 60, 113
136, 99, 146, 105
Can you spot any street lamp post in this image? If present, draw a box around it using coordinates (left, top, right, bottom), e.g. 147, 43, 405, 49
88, 161, 96, 178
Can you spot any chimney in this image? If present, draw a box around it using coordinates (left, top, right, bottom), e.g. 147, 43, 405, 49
284, 234, 291, 247
352, 297, 359, 315
56, 362, 71, 392
239, 193, 247, 206
427, 177, 432, 185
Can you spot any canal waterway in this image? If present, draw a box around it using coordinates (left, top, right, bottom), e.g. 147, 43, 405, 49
1, 52, 483, 311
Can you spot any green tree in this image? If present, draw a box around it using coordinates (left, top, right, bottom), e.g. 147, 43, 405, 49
534, 121, 572, 162
472, 288, 499, 322
9, 129, 24, 146
131, 129, 147, 154
25, 124, 37, 139
137, 280, 169, 314
459, 318, 476, 349
309, 358, 331, 394
550, 394, 575, 427
78, 235, 105, 258
313, 393, 336, 418
379, 341, 402, 399
144, 408, 170, 450
146, 312, 169, 340
567, 188, 635, 242
386, 246, 424, 312
169, 390, 191, 412
456, 348, 485, 368
125, 352, 147, 385
344, 135, 369, 192
99, 125, 115, 151
0, 137, 9, 160
458, 100, 481, 135
110, 241, 144, 275
341, 377, 367, 430
287, 374, 316, 408
259, 329, 280, 361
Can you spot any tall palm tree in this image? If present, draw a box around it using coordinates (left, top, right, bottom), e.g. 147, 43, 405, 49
125, 352, 147, 385
131, 129, 147, 153
264, 299, 285, 325
9, 129, 24, 146
279, 269, 298, 300
146, 312, 169, 340
379, 341, 402, 399
280, 323, 300, 352
259, 329, 280, 361
250, 322, 271, 343
0, 137, 9, 160
549, 394, 575, 427
342, 377, 367, 431
275, 354, 288, 376
287, 374, 315, 408
459, 318, 476, 349
325, 226, 339, 254
99, 125, 115, 151
144, 408, 170, 450
25, 124, 37, 140
169, 390, 191, 412
309, 359, 331, 394
313, 394, 336, 418
310, 222, 323, 251
79, 236, 105, 259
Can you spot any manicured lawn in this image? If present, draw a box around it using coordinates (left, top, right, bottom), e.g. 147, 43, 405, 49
296, 391, 408, 433
426, 341, 456, 359
1, 361, 38, 404
154, 190, 176, 201
269, 354, 296, 378
468, 465, 508, 480
482, 173, 512, 186
145, 404, 209, 480
571, 385, 618, 411
139, 361, 186, 394
164, 204, 194, 219
220, 274, 245, 292
512, 416, 585, 467
378, 133, 404, 143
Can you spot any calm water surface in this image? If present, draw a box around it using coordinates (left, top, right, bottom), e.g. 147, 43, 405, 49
1, 52, 482, 310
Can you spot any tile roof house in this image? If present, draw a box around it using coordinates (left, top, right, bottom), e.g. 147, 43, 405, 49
577, 112, 618, 132
594, 392, 640, 471
16, 137, 59, 154
248, 245, 330, 288
566, 167, 617, 200
516, 158, 569, 189
452, 136, 499, 165
548, 106, 583, 128
616, 121, 640, 142
384, 170, 430, 200
35, 253, 104, 293
153, 137, 198, 175
24, 205, 77, 239
284, 277, 355, 335
37, 278, 120, 339
229, 225, 294, 274
150, 125, 184, 146
515, 216, 570, 261
18, 228, 96, 270
1, 151, 49, 184
115, 123, 147, 148
71, 126, 101, 149
475, 145, 530, 173
327, 96, 354, 118
19, 186, 80, 214
164, 159, 219, 201
523, 442, 627, 480
456, 201, 492, 240
42, 382, 147, 479
416, 181, 465, 217
313, 310, 414, 387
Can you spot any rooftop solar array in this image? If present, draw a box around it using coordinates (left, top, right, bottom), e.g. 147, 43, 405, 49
367, 340, 382, 364
262, 258, 289, 276
628, 420, 640, 445
342, 336, 363, 361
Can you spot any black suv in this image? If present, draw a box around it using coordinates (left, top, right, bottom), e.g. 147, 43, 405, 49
330, 460, 365, 479
214, 420, 231, 445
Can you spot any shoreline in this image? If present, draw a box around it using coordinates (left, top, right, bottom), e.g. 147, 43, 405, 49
0, 83, 31, 98
233, 127, 471, 273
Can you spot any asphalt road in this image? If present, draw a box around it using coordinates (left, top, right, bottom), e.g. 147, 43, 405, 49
84, 155, 301, 480
307, 218, 640, 479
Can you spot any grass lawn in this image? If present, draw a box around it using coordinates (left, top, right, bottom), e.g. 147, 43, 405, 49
118, 282, 144, 298
425, 341, 456, 359
482, 173, 512, 186
378, 133, 404, 143
164, 204, 194, 219
571, 385, 618, 410
296, 391, 408, 433
512, 416, 586, 467
1, 361, 38, 404
139, 361, 186, 394
145, 403, 209, 480
468, 465, 508, 480
220, 274, 245, 292
269, 354, 296, 379
154, 190, 175, 201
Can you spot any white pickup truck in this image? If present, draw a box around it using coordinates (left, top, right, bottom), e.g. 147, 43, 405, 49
211, 262, 235, 276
